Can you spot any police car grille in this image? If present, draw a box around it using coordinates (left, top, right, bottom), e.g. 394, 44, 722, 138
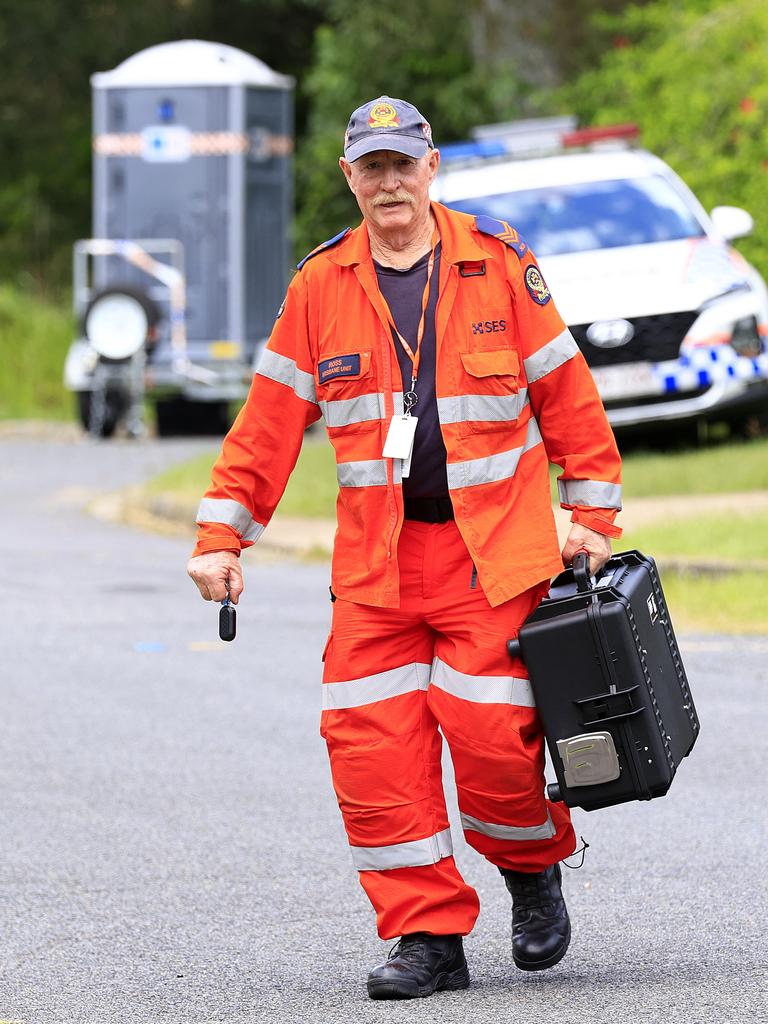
570, 311, 699, 368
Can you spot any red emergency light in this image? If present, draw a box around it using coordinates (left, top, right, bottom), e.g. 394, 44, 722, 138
561, 123, 639, 148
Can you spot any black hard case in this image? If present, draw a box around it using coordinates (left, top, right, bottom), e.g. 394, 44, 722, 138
508, 551, 699, 812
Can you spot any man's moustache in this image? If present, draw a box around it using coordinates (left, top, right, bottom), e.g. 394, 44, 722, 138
373, 194, 414, 206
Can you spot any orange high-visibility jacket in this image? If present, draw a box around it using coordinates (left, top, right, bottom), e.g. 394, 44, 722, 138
194, 202, 622, 608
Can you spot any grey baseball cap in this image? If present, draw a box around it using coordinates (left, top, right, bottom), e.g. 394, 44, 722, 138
343, 96, 435, 162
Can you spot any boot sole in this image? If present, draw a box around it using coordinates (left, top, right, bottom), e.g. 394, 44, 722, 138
513, 921, 571, 972
367, 965, 470, 1000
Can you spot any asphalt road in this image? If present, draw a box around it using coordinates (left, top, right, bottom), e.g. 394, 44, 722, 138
1, 431, 766, 1024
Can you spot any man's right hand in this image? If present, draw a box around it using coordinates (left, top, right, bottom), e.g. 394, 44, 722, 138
187, 550, 244, 604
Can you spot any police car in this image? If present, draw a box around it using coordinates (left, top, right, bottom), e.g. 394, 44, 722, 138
433, 118, 768, 432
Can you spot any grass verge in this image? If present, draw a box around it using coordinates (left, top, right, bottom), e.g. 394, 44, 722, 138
145, 434, 339, 519
141, 432, 768, 634
619, 437, 768, 497
145, 434, 768, 519
546, 435, 768, 503
620, 509, 768, 564
659, 571, 768, 635
0, 285, 74, 420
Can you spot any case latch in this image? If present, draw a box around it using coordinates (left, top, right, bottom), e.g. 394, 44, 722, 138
556, 731, 621, 788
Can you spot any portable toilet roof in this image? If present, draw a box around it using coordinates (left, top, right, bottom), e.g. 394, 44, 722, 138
91, 39, 293, 89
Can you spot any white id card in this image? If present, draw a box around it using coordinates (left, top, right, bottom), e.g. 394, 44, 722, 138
383, 414, 418, 460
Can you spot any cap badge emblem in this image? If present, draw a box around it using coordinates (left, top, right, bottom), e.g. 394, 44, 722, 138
369, 102, 399, 129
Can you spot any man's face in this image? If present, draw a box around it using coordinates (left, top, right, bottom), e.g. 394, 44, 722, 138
339, 149, 441, 235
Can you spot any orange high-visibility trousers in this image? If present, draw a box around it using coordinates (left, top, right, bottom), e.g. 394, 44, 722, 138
320, 519, 576, 940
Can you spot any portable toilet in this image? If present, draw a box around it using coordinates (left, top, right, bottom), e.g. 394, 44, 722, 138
67, 40, 294, 435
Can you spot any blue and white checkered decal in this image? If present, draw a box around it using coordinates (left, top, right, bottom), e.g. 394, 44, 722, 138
654, 345, 768, 393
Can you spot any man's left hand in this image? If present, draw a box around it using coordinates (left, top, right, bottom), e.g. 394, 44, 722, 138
561, 524, 613, 577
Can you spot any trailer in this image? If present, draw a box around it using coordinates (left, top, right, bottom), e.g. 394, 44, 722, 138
64, 39, 294, 436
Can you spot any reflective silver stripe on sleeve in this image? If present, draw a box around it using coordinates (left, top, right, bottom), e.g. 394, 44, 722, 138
558, 479, 623, 509
350, 828, 453, 872
437, 390, 529, 425
337, 458, 401, 487
195, 498, 265, 543
320, 391, 403, 428
524, 328, 579, 384
323, 662, 430, 710
446, 416, 542, 491
460, 812, 556, 842
431, 657, 535, 708
256, 348, 317, 405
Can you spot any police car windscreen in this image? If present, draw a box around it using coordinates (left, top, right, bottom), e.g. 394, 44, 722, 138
447, 176, 706, 257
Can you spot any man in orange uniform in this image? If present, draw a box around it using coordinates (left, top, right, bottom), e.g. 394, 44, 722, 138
188, 96, 622, 1000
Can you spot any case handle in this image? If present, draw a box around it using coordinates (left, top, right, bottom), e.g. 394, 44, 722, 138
572, 550, 591, 593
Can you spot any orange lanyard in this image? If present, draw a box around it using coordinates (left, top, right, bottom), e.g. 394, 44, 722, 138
377, 229, 439, 415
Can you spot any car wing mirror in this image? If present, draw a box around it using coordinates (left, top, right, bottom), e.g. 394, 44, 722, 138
710, 205, 754, 241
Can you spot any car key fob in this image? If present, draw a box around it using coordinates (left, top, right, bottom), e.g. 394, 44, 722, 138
219, 590, 236, 642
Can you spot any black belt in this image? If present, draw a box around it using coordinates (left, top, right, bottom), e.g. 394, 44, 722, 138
404, 496, 454, 523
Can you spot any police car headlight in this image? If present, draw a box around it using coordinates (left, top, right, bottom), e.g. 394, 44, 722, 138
84, 291, 151, 360
729, 315, 762, 358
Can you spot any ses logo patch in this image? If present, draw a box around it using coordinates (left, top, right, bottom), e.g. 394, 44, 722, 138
471, 319, 507, 335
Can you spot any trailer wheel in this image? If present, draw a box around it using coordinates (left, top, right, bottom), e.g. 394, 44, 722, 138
77, 389, 125, 438
155, 398, 231, 437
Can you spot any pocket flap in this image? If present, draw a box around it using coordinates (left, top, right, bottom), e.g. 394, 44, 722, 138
460, 349, 520, 378
318, 351, 372, 385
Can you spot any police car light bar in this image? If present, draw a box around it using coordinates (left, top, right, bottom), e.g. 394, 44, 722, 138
562, 123, 639, 147
439, 117, 639, 166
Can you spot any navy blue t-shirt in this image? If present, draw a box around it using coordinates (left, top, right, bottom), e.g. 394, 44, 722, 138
374, 245, 449, 498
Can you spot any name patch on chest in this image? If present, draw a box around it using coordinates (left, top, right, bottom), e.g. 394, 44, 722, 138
318, 353, 361, 383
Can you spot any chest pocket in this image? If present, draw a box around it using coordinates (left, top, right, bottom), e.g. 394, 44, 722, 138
316, 350, 382, 432
456, 348, 526, 435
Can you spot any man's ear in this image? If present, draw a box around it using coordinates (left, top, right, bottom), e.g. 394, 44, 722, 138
339, 157, 355, 193
426, 149, 441, 184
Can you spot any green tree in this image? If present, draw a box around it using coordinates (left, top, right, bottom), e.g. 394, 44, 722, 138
563, 0, 768, 274
295, 0, 650, 254
295, 0, 529, 255
0, 0, 324, 289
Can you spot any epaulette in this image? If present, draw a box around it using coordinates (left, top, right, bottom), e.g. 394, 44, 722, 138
474, 215, 529, 259
297, 228, 351, 270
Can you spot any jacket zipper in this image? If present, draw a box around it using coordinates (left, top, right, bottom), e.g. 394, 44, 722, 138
379, 324, 399, 560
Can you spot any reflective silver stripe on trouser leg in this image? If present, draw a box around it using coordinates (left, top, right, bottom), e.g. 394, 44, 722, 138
430, 657, 535, 707
349, 828, 454, 871
323, 662, 430, 710
460, 812, 556, 842
195, 497, 265, 542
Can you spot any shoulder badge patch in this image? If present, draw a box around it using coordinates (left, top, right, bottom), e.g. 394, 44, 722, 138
297, 227, 351, 270
475, 214, 529, 259
525, 264, 551, 305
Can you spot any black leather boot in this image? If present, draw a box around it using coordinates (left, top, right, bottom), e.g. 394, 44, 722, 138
500, 863, 571, 971
367, 932, 470, 999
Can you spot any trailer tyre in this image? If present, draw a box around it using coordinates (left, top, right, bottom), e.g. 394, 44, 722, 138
77, 389, 125, 438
